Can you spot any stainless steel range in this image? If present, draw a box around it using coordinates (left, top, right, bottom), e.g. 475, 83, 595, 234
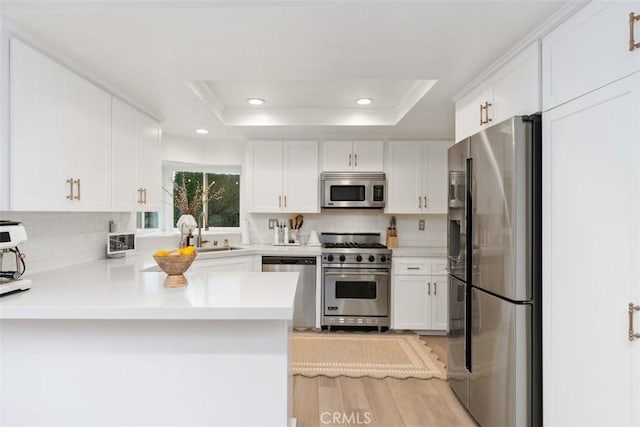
321, 232, 391, 331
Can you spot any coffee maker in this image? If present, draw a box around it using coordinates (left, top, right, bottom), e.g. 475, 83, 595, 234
0, 220, 31, 296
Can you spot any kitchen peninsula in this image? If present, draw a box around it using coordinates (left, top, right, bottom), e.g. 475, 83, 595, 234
0, 259, 299, 427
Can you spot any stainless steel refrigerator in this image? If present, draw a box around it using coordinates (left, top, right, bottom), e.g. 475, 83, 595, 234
447, 115, 542, 427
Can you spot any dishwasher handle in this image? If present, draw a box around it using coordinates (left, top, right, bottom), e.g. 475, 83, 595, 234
261, 256, 316, 265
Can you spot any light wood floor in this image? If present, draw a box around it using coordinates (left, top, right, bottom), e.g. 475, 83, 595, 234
292, 335, 477, 427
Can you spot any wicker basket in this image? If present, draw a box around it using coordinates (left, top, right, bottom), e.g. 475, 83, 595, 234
153, 253, 197, 287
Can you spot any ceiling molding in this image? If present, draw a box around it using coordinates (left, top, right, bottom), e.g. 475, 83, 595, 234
451, 0, 590, 103
188, 79, 437, 127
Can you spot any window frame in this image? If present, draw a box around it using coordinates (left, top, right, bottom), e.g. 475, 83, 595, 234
162, 162, 242, 233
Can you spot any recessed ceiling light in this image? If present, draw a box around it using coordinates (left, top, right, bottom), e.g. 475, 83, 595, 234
355, 98, 374, 106
247, 98, 266, 106
195, 128, 209, 135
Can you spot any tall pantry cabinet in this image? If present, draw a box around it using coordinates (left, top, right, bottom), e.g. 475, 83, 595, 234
542, 2, 640, 426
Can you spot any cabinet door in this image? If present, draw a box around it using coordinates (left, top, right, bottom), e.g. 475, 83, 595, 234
250, 141, 284, 212
392, 275, 430, 330
455, 86, 491, 143
386, 142, 422, 214
192, 257, 252, 273
491, 42, 541, 123
137, 113, 162, 211
111, 98, 139, 211
283, 141, 319, 213
542, 1, 640, 111
422, 141, 450, 214
321, 141, 353, 171
9, 38, 69, 210
65, 71, 112, 211
352, 141, 384, 171
543, 74, 640, 426
430, 275, 448, 331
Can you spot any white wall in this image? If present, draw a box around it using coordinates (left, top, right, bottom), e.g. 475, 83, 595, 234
1, 20, 10, 211
1, 212, 134, 274
162, 135, 246, 166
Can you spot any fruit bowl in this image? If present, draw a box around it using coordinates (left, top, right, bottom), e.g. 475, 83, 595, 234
153, 252, 197, 287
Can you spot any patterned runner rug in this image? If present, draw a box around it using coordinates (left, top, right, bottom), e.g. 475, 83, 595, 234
292, 332, 446, 380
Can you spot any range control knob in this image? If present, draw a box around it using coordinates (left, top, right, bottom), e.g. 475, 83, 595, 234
380, 255, 387, 263
327, 254, 334, 262
368, 255, 375, 262
356, 255, 363, 262
339, 255, 346, 262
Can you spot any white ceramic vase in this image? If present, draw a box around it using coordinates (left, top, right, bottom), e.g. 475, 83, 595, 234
176, 214, 197, 233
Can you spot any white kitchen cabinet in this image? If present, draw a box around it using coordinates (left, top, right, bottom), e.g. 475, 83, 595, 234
191, 255, 254, 273
386, 141, 451, 214
9, 38, 111, 211
391, 257, 448, 332
455, 42, 540, 142
249, 140, 318, 213
543, 73, 640, 426
321, 140, 384, 172
542, 1, 640, 111
112, 98, 162, 212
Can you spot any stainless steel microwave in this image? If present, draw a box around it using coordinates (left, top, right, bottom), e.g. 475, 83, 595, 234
320, 172, 386, 209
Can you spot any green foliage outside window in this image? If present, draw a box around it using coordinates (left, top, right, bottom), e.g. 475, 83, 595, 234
172, 171, 240, 228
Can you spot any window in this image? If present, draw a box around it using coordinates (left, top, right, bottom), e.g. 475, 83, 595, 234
136, 212, 159, 230
172, 170, 241, 229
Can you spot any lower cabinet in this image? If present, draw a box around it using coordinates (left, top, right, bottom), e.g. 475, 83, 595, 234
391, 257, 448, 332
191, 255, 258, 273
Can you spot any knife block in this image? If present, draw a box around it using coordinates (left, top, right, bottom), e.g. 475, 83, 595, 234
386, 229, 398, 248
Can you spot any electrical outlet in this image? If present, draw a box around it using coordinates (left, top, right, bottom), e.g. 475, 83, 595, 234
268, 219, 278, 229
418, 219, 425, 231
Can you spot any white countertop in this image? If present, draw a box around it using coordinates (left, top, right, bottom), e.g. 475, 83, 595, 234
391, 246, 447, 257
0, 257, 299, 321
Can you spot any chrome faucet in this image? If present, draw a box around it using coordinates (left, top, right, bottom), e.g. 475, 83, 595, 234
197, 212, 209, 247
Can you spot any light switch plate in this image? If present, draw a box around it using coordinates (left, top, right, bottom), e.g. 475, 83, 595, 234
418, 219, 425, 231
268, 219, 278, 229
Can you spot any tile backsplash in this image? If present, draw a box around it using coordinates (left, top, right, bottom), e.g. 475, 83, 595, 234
245, 212, 446, 247
1, 212, 134, 274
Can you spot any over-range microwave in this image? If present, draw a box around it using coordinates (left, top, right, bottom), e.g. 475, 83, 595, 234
320, 172, 386, 209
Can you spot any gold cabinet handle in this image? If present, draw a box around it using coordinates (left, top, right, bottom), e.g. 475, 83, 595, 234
284, 195, 287, 208
479, 104, 484, 125
354, 153, 358, 167
407, 267, 421, 271
630, 12, 640, 51
278, 195, 282, 208
418, 195, 422, 208
137, 188, 142, 204
427, 282, 431, 295
143, 188, 147, 204
348, 153, 352, 167
484, 101, 492, 124
629, 303, 640, 341
66, 178, 74, 200
434, 282, 437, 295
423, 195, 427, 208
74, 178, 81, 200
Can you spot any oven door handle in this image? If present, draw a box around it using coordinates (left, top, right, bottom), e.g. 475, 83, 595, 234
324, 271, 389, 276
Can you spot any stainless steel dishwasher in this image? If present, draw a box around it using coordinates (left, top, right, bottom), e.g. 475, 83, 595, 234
262, 256, 316, 328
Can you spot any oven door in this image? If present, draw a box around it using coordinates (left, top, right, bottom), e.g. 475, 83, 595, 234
323, 268, 389, 317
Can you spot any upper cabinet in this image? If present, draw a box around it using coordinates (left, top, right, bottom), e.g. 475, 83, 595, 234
542, 1, 640, 111
248, 141, 319, 213
386, 141, 451, 214
321, 140, 384, 172
111, 98, 162, 212
9, 38, 112, 211
455, 42, 541, 142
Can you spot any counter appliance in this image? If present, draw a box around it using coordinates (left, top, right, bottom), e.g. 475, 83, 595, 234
321, 232, 391, 330
0, 220, 31, 296
447, 115, 542, 427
